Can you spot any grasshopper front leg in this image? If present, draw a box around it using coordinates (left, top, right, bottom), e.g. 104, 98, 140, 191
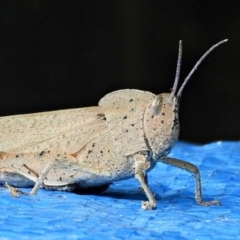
161, 157, 221, 206
134, 153, 157, 210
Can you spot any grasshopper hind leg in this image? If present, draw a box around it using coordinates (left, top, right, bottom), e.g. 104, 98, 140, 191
2, 152, 112, 197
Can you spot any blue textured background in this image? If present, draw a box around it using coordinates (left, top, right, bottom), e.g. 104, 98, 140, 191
0, 141, 239, 240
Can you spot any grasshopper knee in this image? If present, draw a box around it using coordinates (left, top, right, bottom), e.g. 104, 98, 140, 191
185, 162, 200, 176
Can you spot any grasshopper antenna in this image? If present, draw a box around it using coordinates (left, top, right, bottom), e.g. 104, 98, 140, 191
177, 39, 228, 98
170, 40, 182, 99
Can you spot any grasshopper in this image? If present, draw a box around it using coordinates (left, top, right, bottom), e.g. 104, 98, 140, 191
0, 39, 227, 209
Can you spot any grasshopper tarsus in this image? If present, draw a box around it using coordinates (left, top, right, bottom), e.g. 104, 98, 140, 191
141, 200, 157, 210
197, 200, 222, 207
5, 182, 29, 198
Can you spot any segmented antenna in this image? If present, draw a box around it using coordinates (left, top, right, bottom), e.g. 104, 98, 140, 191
177, 39, 228, 97
170, 40, 182, 99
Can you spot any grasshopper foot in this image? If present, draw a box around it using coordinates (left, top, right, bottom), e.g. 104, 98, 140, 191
5, 182, 28, 198
141, 200, 157, 210
198, 200, 222, 206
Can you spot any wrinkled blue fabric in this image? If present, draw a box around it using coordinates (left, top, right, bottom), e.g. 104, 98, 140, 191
0, 141, 239, 239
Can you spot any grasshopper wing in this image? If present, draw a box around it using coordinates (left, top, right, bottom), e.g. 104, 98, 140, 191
0, 106, 110, 188
0, 106, 108, 154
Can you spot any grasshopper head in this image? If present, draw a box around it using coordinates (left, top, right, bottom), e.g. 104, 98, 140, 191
144, 39, 228, 159
144, 92, 179, 158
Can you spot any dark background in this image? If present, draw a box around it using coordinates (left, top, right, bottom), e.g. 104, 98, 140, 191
0, 1, 239, 143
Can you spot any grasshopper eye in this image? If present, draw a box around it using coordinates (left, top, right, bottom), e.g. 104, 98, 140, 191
151, 95, 163, 117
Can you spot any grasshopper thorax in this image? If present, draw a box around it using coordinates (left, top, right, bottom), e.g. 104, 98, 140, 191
143, 39, 228, 159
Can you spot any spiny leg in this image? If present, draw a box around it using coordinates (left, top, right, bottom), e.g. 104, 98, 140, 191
5, 159, 60, 196
29, 159, 59, 195
2, 149, 87, 197
134, 154, 156, 210
161, 157, 221, 206
4, 163, 41, 197
5, 182, 28, 198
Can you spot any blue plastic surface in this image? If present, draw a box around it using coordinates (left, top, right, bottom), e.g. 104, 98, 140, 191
0, 141, 239, 240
